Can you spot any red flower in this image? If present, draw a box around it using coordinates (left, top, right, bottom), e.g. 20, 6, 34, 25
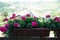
5, 24, 9, 28
54, 17, 60, 22
21, 16, 26, 20
14, 23, 19, 27
46, 15, 50, 18
54, 17, 59, 20
12, 14, 16, 17
10, 17, 14, 19
12, 14, 16, 18
3, 18, 8, 22
31, 21, 37, 26
10, 14, 16, 19
34, 16, 37, 18
0, 27, 7, 32
26, 14, 30, 17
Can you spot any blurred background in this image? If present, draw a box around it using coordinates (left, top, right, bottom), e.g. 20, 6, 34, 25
0, 0, 60, 37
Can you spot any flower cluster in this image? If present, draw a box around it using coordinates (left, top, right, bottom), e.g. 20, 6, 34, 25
0, 13, 41, 33
0, 13, 60, 37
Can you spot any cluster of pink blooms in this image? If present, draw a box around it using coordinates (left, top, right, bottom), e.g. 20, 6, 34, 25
21, 16, 26, 20
31, 21, 37, 27
21, 14, 38, 27
0, 13, 60, 32
0, 14, 17, 32
0, 27, 7, 32
10, 14, 16, 19
0, 13, 38, 32
14, 23, 19, 27
46, 15, 50, 18
54, 17, 60, 22
3, 18, 8, 22
45, 15, 60, 22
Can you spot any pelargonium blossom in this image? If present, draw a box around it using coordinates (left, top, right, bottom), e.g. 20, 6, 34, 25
12, 14, 16, 18
3, 18, 8, 22
46, 15, 50, 18
31, 21, 37, 26
54, 17, 60, 22
10, 14, 16, 19
5, 24, 9, 28
10, 17, 14, 19
34, 16, 37, 18
0, 27, 7, 32
26, 14, 30, 17
21, 16, 26, 20
14, 23, 19, 27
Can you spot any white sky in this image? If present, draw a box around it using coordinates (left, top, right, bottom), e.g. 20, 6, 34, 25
0, 0, 60, 17
0, 0, 58, 2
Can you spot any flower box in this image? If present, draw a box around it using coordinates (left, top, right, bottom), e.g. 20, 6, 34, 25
8, 28, 47, 38
8, 28, 60, 38
8, 28, 50, 38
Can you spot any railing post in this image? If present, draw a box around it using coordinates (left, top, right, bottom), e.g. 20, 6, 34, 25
42, 30, 44, 40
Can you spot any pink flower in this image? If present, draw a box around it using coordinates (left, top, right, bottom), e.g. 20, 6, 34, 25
12, 14, 16, 17
34, 16, 37, 18
11, 14, 16, 18
57, 19, 60, 22
14, 23, 19, 27
5, 24, 9, 28
54, 17, 60, 22
54, 17, 59, 20
26, 14, 30, 17
10, 14, 16, 19
0, 27, 7, 32
10, 17, 14, 19
46, 15, 50, 18
3, 18, 8, 22
31, 21, 37, 26
12, 14, 16, 15
21, 16, 26, 20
